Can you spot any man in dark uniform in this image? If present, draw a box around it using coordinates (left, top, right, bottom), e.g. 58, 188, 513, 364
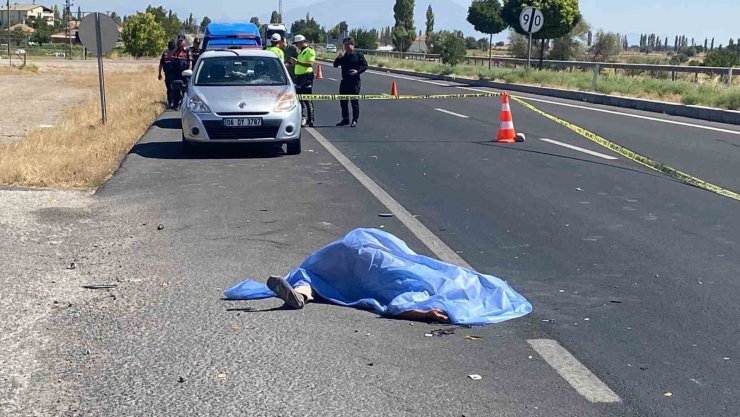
333, 37, 367, 127
170, 37, 191, 109
158, 40, 177, 109
189, 37, 201, 68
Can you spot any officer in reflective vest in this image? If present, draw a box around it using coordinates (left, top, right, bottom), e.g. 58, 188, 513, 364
289, 34, 315, 127
266, 33, 285, 62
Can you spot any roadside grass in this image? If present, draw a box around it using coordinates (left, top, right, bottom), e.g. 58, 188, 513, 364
0, 65, 164, 189
348, 54, 739, 110
0, 63, 39, 74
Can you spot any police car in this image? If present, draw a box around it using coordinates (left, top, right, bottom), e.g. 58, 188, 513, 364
180, 49, 302, 154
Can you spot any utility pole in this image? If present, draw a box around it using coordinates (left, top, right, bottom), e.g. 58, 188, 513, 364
6, 0, 11, 67
65, 0, 72, 59
278, 0, 282, 23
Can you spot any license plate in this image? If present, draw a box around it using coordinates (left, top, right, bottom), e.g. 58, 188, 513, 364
223, 117, 262, 127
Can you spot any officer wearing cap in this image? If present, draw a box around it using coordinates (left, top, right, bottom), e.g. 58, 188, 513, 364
267, 33, 285, 62
289, 34, 315, 127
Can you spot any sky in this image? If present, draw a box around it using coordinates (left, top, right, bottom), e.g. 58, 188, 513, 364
59, 0, 738, 46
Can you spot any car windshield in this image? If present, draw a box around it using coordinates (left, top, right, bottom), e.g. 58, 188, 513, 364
195, 56, 287, 86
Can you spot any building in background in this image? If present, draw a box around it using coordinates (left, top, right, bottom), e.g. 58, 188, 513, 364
0, 3, 54, 27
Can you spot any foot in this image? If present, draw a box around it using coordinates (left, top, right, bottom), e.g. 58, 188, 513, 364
301, 118, 307, 127
336, 120, 350, 126
307, 121, 314, 128
350, 120, 358, 127
266, 276, 305, 309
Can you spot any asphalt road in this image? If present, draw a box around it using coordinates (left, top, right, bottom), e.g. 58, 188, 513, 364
60, 64, 739, 416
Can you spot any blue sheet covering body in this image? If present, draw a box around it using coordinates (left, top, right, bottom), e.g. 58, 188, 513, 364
225, 228, 532, 325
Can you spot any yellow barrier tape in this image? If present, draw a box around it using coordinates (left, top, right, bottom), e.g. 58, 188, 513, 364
297, 92, 502, 101
511, 96, 740, 201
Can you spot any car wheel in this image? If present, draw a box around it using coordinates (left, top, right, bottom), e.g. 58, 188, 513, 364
286, 140, 301, 155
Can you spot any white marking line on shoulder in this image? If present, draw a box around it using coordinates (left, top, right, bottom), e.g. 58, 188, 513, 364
305, 127, 468, 267
366, 70, 450, 86
457, 87, 740, 136
435, 108, 469, 119
540, 138, 618, 160
528, 339, 621, 403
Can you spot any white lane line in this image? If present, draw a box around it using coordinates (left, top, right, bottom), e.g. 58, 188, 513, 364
435, 108, 469, 119
305, 127, 468, 267
367, 69, 451, 86
528, 339, 621, 403
458, 87, 740, 135
308, 127, 619, 404
540, 138, 618, 160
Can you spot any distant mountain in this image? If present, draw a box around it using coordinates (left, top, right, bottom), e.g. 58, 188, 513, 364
284, 0, 477, 37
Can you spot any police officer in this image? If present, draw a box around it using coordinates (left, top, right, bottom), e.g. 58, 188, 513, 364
333, 37, 367, 127
170, 37, 191, 109
158, 40, 177, 109
267, 33, 285, 62
189, 37, 202, 68
289, 35, 315, 127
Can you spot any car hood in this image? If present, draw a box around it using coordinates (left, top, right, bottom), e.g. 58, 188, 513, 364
189, 85, 292, 113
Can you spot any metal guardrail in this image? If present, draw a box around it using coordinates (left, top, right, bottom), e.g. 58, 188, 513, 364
356, 49, 735, 84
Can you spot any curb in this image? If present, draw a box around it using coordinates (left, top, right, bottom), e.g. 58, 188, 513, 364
319, 60, 740, 125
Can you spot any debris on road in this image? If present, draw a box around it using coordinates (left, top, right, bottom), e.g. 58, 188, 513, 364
66, 262, 76, 270
157, 224, 164, 230
610, 299, 623, 303
664, 392, 673, 397
429, 328, 456, 337
81, 284, 118, 290
224, 228, 532, 325
468, 374, 482, 380
378, 213, 394, 218
178, 376, 186, 383
465, 335, 483, 341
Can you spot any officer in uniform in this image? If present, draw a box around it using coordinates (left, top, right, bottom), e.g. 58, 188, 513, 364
333, 37, 367, 127
289, 35, 315, 127
170, 37, 191, 109
266, 33, 285, 62
190, 37, 202, 68
158, 40, 177, 109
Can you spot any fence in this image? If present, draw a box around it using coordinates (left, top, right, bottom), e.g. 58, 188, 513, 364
356, 49, 735, 85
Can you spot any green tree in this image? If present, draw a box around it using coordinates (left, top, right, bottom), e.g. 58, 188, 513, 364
77, 5, 82, 20
468, 0, 508, 68
200, 16, 211, 32
328, 21, 348, 42
122, 12, 167, 57
704, 48, 738, 67
29, 17, 53, 45
145, 6, 181, 40
508, 30, 529, 59
52, 5, 60, 21
425, 5, 434, 50
477, 37, 489, 50
392, 0, 416, 52
502, 0, 581, 67
465, 36, 478, 50
438, 30, 466, 66
289, 13, 326, 43
250, 16, 261, 26
349, 28, 379, 49
110, 12, 122, 26
270, 10, 281, 24
590, 31, 621, 62
548, 18, 589, 61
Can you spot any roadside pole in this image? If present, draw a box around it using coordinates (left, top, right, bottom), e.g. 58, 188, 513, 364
519, 6, 544, 69
79, 12, 117, 125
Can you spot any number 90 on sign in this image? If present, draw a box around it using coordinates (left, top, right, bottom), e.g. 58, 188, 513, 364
519, 7, 544, 34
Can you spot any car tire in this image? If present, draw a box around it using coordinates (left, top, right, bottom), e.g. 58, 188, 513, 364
286, 140, 301, 155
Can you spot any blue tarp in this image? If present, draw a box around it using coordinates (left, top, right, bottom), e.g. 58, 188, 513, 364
224, 228, 532, 325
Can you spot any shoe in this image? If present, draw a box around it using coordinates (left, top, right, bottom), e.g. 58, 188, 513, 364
266, 276, 305, 309
350, 120, 358, 127
301, 118, 307, 127
336, 120, 350, 126
307, 121, 314, 128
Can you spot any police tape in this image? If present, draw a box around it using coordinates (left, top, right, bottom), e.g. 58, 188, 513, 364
297, 92, 502, 101
510, 95, 740, 201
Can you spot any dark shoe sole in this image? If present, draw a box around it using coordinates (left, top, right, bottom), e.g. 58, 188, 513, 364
267, 276, 305, 309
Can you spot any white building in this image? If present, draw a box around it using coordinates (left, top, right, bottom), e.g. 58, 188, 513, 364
0, 3, 55, 27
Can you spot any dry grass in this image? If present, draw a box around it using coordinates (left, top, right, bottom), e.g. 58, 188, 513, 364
0, 65, 164, 189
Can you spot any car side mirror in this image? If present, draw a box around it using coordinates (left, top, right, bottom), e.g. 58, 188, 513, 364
182, 69, 193, 78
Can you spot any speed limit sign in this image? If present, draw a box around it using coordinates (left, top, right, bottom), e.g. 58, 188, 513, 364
519, 6, 544, 34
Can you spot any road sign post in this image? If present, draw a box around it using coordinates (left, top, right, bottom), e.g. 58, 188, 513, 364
519, 6, 544, 68
79, 12, 118, 125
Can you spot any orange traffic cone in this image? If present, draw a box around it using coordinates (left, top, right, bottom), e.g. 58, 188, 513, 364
496, 92, 517, 143
390, 82, 399, 97
315, 64, 324, 80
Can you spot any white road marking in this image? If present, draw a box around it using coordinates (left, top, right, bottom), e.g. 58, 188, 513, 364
435, 108, 469, 118
540, 138, 619, 160
307, 127, 622, 404
528, 339, 621, 403
367, 70, 450, 86
306, 127, 468, 267
457, 87, 740, 135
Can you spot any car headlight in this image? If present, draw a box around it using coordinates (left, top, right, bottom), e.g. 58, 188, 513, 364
187, 95, 211, 113
273, 92, 297, 112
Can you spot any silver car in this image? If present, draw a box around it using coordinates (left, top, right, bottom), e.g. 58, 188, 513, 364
181, 49, 302, 154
